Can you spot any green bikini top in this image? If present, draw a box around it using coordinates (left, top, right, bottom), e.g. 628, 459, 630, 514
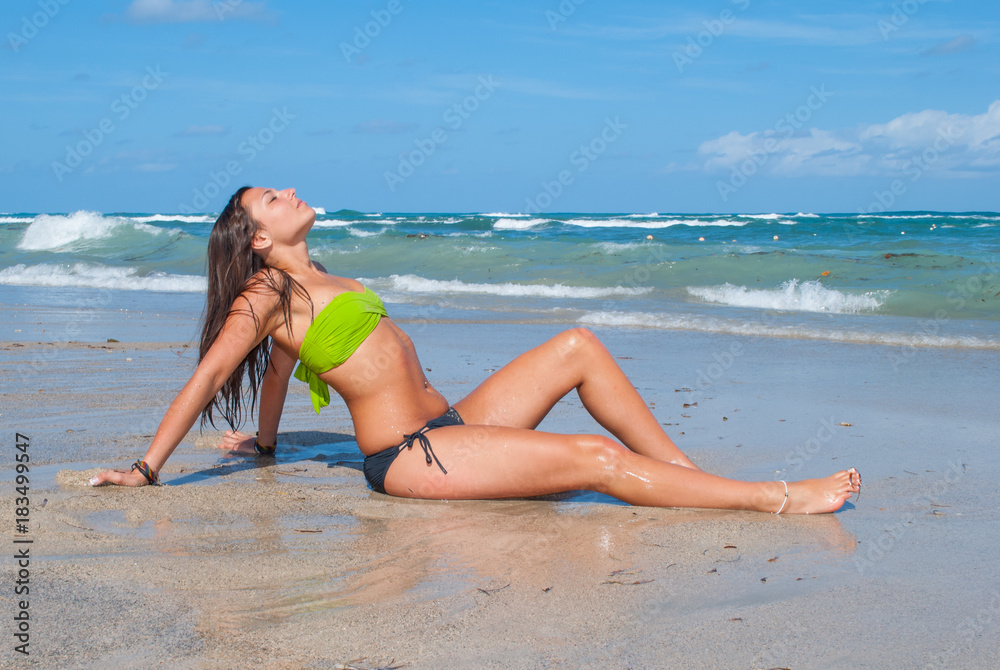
292, 286, 387, 413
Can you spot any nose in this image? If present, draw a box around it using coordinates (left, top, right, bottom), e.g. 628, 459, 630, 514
279, 187, 296, 199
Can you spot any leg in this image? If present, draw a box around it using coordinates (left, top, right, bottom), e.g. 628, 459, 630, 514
383, 424, 859, 514
452, 327, 698, 468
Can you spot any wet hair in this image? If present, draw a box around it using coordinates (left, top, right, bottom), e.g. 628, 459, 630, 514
199, 186, 311, 430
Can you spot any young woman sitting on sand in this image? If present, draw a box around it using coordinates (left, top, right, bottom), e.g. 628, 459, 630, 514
92, 186, 860, 513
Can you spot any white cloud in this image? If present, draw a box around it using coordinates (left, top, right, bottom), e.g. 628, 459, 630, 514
921, 35, 977, 57
698, 100, 1000, 178
125, 0, 267, 24
700, 129, 865, 177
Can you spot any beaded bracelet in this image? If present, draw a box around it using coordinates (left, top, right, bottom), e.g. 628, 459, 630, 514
254, 432, 277, 456
131, 459, 160, 486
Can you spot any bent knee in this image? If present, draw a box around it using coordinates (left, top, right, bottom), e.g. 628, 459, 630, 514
553, 327, 602, 360
575, 435, 630, 493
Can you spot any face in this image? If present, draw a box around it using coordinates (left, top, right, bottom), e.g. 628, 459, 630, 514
242, 187, 315, 246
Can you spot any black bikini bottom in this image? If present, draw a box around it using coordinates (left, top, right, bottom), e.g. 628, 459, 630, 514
362, 407, 464, 494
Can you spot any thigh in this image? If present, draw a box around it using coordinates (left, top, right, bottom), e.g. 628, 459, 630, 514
452, 329, 586, 429
382, 423, 610, 500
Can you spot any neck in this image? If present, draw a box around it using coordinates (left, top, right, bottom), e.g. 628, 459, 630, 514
263, 240, 317, 276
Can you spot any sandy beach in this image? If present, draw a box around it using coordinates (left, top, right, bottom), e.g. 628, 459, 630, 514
5, 0, 998, 665
2, 299, 998, 669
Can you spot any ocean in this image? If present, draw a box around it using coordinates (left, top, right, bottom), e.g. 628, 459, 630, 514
2, 209, 998, 350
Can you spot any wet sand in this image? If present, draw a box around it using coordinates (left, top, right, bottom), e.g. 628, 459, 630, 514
1, 311, 999, 669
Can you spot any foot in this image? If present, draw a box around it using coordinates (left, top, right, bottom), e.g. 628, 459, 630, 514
780, 468, 860, 514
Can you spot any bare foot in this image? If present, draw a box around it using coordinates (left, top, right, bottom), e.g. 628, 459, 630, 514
781, 468, 861, 514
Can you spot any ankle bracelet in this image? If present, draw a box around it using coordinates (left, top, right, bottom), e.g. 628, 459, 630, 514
773, 480, 788, 515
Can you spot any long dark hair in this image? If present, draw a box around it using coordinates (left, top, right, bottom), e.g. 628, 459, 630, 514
199, 186, 311, 429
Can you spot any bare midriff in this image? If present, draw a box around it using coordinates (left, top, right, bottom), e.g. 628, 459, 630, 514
313, 319, 450, 454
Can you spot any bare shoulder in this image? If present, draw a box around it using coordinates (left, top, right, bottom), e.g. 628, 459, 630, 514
240, 268, 285, 310
226, 269, 291, 338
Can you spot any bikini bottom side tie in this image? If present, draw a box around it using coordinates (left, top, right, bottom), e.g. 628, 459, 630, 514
362, 407, 463, 494
402, 426, 448, 475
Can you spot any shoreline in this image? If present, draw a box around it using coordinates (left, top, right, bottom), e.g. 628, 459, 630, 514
3, 282, 999, 361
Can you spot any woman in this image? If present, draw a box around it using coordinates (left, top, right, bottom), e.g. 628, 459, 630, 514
92, 186, 860, 513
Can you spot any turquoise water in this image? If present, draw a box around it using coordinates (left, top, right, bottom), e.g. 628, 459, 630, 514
2, 210, 998, 348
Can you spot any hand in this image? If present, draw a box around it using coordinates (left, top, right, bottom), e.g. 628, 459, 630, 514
217, 429, 257, 456
90, 468, 151, 487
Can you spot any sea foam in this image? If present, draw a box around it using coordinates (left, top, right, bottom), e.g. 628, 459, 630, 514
384, 274, 650, 299
128, 214, 215, 224
578, 310, 999, 349
493, 218, 549, 230
311, 219, 354, 228
563, 218, 746, 229
0, 263, 206, 292
687, 280, 889, 314
346, 227, 385, 238
17, 211, 177, 251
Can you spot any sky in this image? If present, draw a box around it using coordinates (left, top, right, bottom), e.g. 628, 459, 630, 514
1, 0, 998, 214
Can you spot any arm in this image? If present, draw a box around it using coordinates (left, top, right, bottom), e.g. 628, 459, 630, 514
92, 289, 278, 486
216, 344, 296, 454
218, 260, 322, 453
257, 343, 295, 444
